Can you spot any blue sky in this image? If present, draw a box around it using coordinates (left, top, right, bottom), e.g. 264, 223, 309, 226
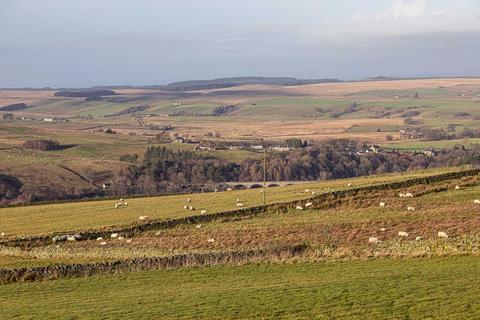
1, 0, 479, 87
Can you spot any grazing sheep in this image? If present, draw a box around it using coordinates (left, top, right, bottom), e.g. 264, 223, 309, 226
227, 188, 233, 191
120, 198, 124, 202
369, 237, 379, 244
474, 199, 480, 204
379, 227, 386, 232
124, 201, 128, 206
110, 233, 118, 238
347, 183, 352, 187
438, 231, 449, 238
455, 185, 460, 190
296, 205, 303, 210
139, 216, 147, 220
196, 224, 202, 229
207, 238, 215, 243
118, 236, 125, 240
126, 239, 132, 243
115, 203, 120, 208
236, 203, 243, 207
260, 190, 264, 193
0, 232, 4, 237
407, 206, 415, 212
379, 202, 386, 207
189, 206, 195, 211
67, 236, 76, 241
200, 209, 207, 214
155, 231, 161, 236
236, 198, 240, 202
311, 191, 316, 195
416, 236, 422, 241
100, 241, 107, 246
214, 189, 218, 192
305, 189, 310, 193
405, 192, 414, 198
96, 237, 103, 241
183, 205, 188, 209
305, 202, 313, 208
187, 198, 191, 202
398, 231, 409, 237
399, 193, 406, 198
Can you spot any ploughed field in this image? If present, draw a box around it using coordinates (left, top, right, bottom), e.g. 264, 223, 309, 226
0, 167, 480, 319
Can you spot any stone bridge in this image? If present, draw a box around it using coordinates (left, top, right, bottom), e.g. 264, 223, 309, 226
223, 181, 313, 190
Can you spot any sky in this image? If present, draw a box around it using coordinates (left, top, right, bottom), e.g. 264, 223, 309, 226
0, 0, 480, 87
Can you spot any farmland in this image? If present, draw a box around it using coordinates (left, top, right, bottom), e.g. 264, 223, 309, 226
0, 167, 480, 318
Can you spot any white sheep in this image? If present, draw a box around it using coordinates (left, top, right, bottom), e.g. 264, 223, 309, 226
115, 203, 120, 208
227, 188, 233, 191
311, 191, 316, 195
189, 206, 195, 211
379, 202, 386, 207
118, 236, 125, 240
379, 227, 386, 232
405, 192, 414, 198
0, 232, 4, 237
120, 198, 124, 202
398, 231, 409, 237
296, 205, 303, 210
236, 203, 243, 207
399, 193, 406, 198
196, 224, 202, 229
207, 238, 215, 243
183, 205, 188, 209
126, 239, 132, 243
67, 236, 76, 241
347, 183, 352, 187
100, 241, 107, 246
369, 237, 379, 244
236, 198, 240, 202
455, 185, 460, 190
305, 189, 310, 193
96, 237, 103, 241
305, 202, 313, 208
110, 233, 118, 238
415, 236, 422, 241
438, 231, 448, 238
200, 209, 207, 214
124, 201, 128, 206
155, 231, 161, 236
187, 198, 191, 202
474, 199, 480, 204
214, 189, 218, 192
139, 216, 147, 220
407, 206, 415, 212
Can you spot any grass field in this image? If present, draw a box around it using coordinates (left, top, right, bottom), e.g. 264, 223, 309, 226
0, 167, 463, 238
1, 256, 480, 319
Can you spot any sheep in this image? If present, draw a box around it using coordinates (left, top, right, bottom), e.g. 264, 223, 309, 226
398, 231, 409, 237
115, 203, 120, 208
126, 239, 132, 243
110, 233, 118, 238
227, 188, 233, 191
399, 193, 406, 198
236, 198, 240, 202
304, 189, 310, 193
260, 189, 264, 193
236, 203, 243, 207
438, 231, 448, 239
214, 189, 218, 192
67, 235, 77, 242
311, 191, 316, 195
100, 241, 107, 246
118, 236, 125, 240
347, 183, 352, 187
0, 232, 4, 237
415, 236, 422, 241
207, 238, 215, 243
379, 202, 386, 207
124, 201, 128, 206
189, 206, 195, 211
455, 185, 460, 190
200, 209, 207, 214
155, 231, 161, 236
187, 198, 191, 202
120, 198, 124, 202
474, 199, 480, 204
196, 224, 202, 229
369, 237, 379, 244
296, 205, 303, 210
405, 192, 414, 198
183, 205, 188, 209
96, 237, 103, 241
379, 227, 386, 232
139, 216, 147, 220
407, 206, 415, 212
305, 202, 313, 208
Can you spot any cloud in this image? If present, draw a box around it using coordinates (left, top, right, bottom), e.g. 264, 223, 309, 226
386, 0, 427, 19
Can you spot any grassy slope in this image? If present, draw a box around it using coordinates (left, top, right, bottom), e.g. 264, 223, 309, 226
1, 256, 479, 319
0, 168, 461, 237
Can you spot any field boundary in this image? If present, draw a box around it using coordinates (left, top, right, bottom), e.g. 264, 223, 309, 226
1, 168, 478, 248
0, 244, 309, 284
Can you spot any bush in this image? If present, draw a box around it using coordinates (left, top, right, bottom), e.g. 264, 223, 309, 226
23, 139, 60, 151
